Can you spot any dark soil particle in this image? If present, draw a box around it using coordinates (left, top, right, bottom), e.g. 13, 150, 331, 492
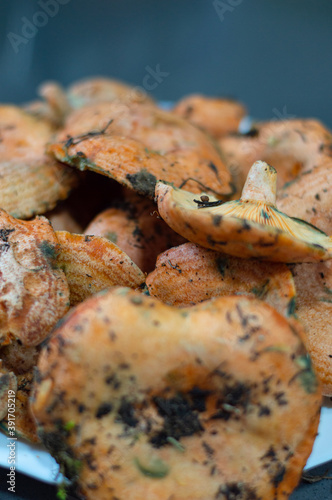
202, 441, 215, 458
78, 404, 86, 414
149, 394, 204, 448
215, 482, 261, 499
189, 386, 212, 412
258, 405, 271, 417
96, 402, 113, 419
105, 373, 121, 390
116, 399, 139, 428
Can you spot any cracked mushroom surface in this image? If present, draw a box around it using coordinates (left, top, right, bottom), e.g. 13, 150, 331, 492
0, 209, 70, 347
146, 242, 296, 316
47, 100, 233, 198
0, 105, 77, 219
155, 161, 332, 263
31, 287, 320, 500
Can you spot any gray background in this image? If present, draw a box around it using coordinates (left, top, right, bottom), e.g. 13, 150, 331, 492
0, 0, 332, 126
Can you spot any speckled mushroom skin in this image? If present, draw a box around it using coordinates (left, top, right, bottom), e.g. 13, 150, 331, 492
0, 209, 70, 347
290, 260, 332, 396
146, 242, 296, 316
47, 100, 233, 198
31, 288, 320, 500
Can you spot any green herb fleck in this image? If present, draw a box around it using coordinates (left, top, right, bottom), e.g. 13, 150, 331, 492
166, 436, 185, 452
134, 457, 169, 478
293, 355, 318, 394
63, 421, 76, 432
56, 484, 67, 500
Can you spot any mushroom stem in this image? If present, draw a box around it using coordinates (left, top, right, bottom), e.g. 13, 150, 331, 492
241, 161, 277, 206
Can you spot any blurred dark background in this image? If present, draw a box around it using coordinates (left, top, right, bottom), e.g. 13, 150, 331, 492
0, 0, 332, 125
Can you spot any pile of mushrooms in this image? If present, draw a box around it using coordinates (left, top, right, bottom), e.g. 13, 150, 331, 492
0, 77, 331, 499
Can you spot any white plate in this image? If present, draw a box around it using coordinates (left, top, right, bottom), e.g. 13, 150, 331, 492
0, 398, 331, 483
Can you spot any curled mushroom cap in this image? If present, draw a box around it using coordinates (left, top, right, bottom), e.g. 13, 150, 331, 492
146, 242, 296, 316
156, 160, 332, 262
0, 105, 77, 219
172, 94, 247, 139
56, 231, 145, 305
47, 100, 233, 198
219, 119, 332, 195
290, 260, 332, 396
31, 288, 320, 500
0, 209, 70, 347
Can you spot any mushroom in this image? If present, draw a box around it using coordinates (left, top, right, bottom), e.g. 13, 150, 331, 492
84, 190, 185, 274
0, 209, 70, 347
31, 288, 320, 500
0, 105, 77, 219
290, 259, 332, 396
277, 162, 332, 234
172, 94, 247, 139
67, 76, 155, 109
0, 209, 70, 441
146, 242, 296, 316
155, 160, 332, 262
24, 81, 71, 128
55, 231, 145, 305
219, 119, 332, 196
47, 100, 233, 198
